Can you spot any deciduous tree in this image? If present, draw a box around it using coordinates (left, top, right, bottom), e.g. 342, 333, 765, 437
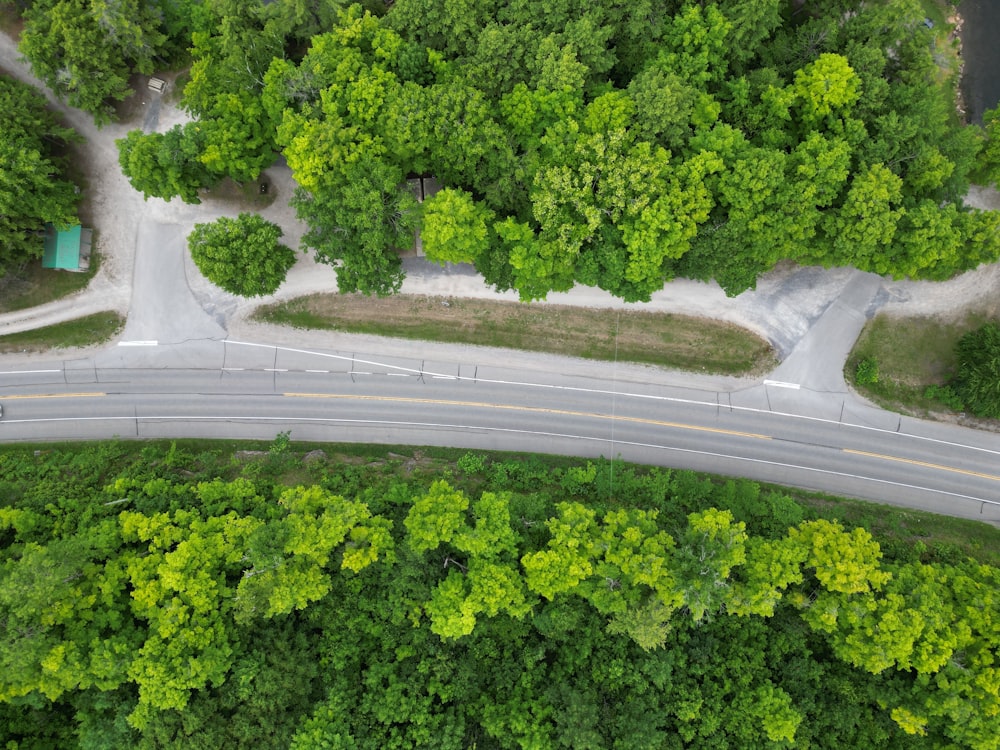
0, 76, 80, 276
187, 213, 296, 297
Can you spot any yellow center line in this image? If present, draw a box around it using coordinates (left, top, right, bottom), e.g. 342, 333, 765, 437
283, 393, 771, 441
844, 448, 1000, 483
3, 392, 106, 400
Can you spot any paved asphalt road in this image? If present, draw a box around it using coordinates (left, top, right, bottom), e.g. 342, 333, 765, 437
2, 338, 999, 524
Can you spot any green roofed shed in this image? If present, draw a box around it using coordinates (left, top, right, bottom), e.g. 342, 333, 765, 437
42, 224, 91, 271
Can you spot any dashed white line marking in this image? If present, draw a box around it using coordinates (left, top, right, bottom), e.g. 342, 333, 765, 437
264, 368, 288, 372
118, 340, 158, 347
306, 369, 329, 373
222, 367, 245, 371
0, 369, 61, 375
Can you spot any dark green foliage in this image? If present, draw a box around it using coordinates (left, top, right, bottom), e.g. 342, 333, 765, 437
953, 322, 1000, 418
16, 0, 175, 123
0, 76, 80, 277
187, 213, 296, 297
923, 383, 966, 411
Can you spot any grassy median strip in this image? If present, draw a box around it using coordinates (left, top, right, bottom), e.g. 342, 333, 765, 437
255, 293, 777, 375
0, 311, 125, 354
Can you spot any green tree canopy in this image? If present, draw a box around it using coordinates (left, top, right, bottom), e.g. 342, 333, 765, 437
0, 75, 80, 277
2, 445, 1000, 747
187, 213, 297, 297
17, 0, 172, 124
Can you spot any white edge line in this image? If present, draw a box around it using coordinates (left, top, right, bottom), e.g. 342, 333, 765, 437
223, 339, 1000, 458
7, 414, 998, 510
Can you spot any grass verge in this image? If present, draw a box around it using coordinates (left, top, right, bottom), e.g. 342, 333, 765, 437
0, 311, 125, 354
846, 310, 997, 416
0, 250, 100, 314
255, 293, 778, 376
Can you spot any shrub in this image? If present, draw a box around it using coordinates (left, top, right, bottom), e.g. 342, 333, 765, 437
953, 322, 1000, 418
188, 213, 296, 297
854, 356, 879, 385
923, 384, 965, 411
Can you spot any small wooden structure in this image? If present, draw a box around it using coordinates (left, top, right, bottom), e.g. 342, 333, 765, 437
147, 76, 166, 93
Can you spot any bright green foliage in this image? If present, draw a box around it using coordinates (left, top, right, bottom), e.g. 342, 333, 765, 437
187, 213, 296, 297
790, 519, 890, 596
195, 92, 278, 184
752, 682, 803, 743
828, 562, 969, 675
825, 162, 904, 268
18, 0, 168, 123
725, 537, 806, 617
404, 480, 470, 552
0, 76, 80, 276
120, 508, 260, 726
953, 323, 1000, 419
521, 501, 600, 600
0, 527, 132, 702
523, 503, 682, 646
657, 2, 731, 88
407, 483, 529, 637
235, 485, 389, 621
792, 53, 861, 130
421, 188, 495, 265
890, 200, 965, 279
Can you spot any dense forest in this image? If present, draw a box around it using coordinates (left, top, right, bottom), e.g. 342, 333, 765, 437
0, 74, 80, 276
12, 0, 1000, 298
1, 440, 998, 749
